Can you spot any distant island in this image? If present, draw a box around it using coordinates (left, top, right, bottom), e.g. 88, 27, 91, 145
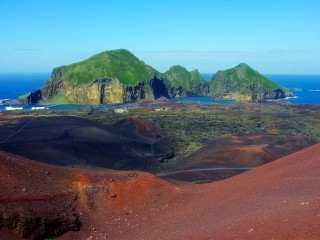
19, 49, 293, 104
209, 63, 293, 101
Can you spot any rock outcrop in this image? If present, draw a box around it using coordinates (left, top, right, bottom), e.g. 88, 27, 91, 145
20, 89, 42, 104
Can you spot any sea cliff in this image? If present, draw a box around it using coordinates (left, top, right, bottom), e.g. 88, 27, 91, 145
209, 63, 293, 101
20, 50, 204, 104
20, 50, 292, 104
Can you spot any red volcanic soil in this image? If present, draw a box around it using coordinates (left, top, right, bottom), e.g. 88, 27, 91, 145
0, 151, 177, 239
155, 96, 172, 103
136, 98, 153, 104
1, 143, 320, 239
114, 117, 165, 139
103, 143, 320, 240
136, 96, 173, 105
161, 134, 317, 182
183, 134, 317, 169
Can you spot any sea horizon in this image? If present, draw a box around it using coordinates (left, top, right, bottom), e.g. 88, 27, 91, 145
1, 73, 320, 105
2, 72, 320, 75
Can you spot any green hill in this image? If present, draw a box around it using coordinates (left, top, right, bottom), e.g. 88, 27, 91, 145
209, 63, 292, 101
164, 65, 209, 97
20, 49, 210, 104
51, 49, 158, 86
20, 50, 290, 105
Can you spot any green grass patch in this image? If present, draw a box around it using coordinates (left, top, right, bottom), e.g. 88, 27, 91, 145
164, 65, 205, 92
191, 180, 207, 184
86, 103, 320, 160
53, 49, 157, 87
18, 93, 29, 100
267, 128, 281, 135
40, 94, 71, 104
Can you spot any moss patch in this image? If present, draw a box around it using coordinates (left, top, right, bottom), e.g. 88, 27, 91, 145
40, 95, 71, 104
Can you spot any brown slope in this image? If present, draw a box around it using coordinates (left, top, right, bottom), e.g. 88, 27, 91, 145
96, 143, 320, 240
0, 115, 173, 172
160, 134, 317, 182
0, 143, 320, 239
0, 150, 178, 239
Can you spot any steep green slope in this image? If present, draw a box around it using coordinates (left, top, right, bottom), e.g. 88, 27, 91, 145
51, 49, 157, 86
164, 65, 209, 96
209, 63, 292, 100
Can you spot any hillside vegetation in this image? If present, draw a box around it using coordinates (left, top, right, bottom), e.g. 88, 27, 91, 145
20, 50, 291, 104
52, 49, 157, 86
209, 63, 290, 100
164, 65, 206, 94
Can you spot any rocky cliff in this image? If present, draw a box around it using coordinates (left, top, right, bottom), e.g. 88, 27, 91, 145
19, 50, 292, 104
21, 72, 170, 105
20, 50, 201, 104
209, 63, 293, 101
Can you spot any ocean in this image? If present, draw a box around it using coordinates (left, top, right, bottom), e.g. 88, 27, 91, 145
0, 73, 48, 100
0, 73, 319, 106
265, 74, 320, 105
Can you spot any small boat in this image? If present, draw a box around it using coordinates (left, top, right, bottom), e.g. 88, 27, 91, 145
5, 105, 24, 111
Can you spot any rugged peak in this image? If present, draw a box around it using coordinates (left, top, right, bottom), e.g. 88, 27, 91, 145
191, 69, 201, 74
216, 63, 260, 82
112, 48, 132, 53
235, 63, 255, 80
164, 65, 208, 97
166, 65, 200, 75
167, 65, 189, 72
236, 63, 252, 69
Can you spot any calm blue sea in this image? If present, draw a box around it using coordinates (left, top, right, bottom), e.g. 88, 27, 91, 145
0, 73, 319, 106
0, 73, 49, 99
265, 74, 320, 105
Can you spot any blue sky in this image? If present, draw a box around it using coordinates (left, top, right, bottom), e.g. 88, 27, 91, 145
1, 0, 319, 74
